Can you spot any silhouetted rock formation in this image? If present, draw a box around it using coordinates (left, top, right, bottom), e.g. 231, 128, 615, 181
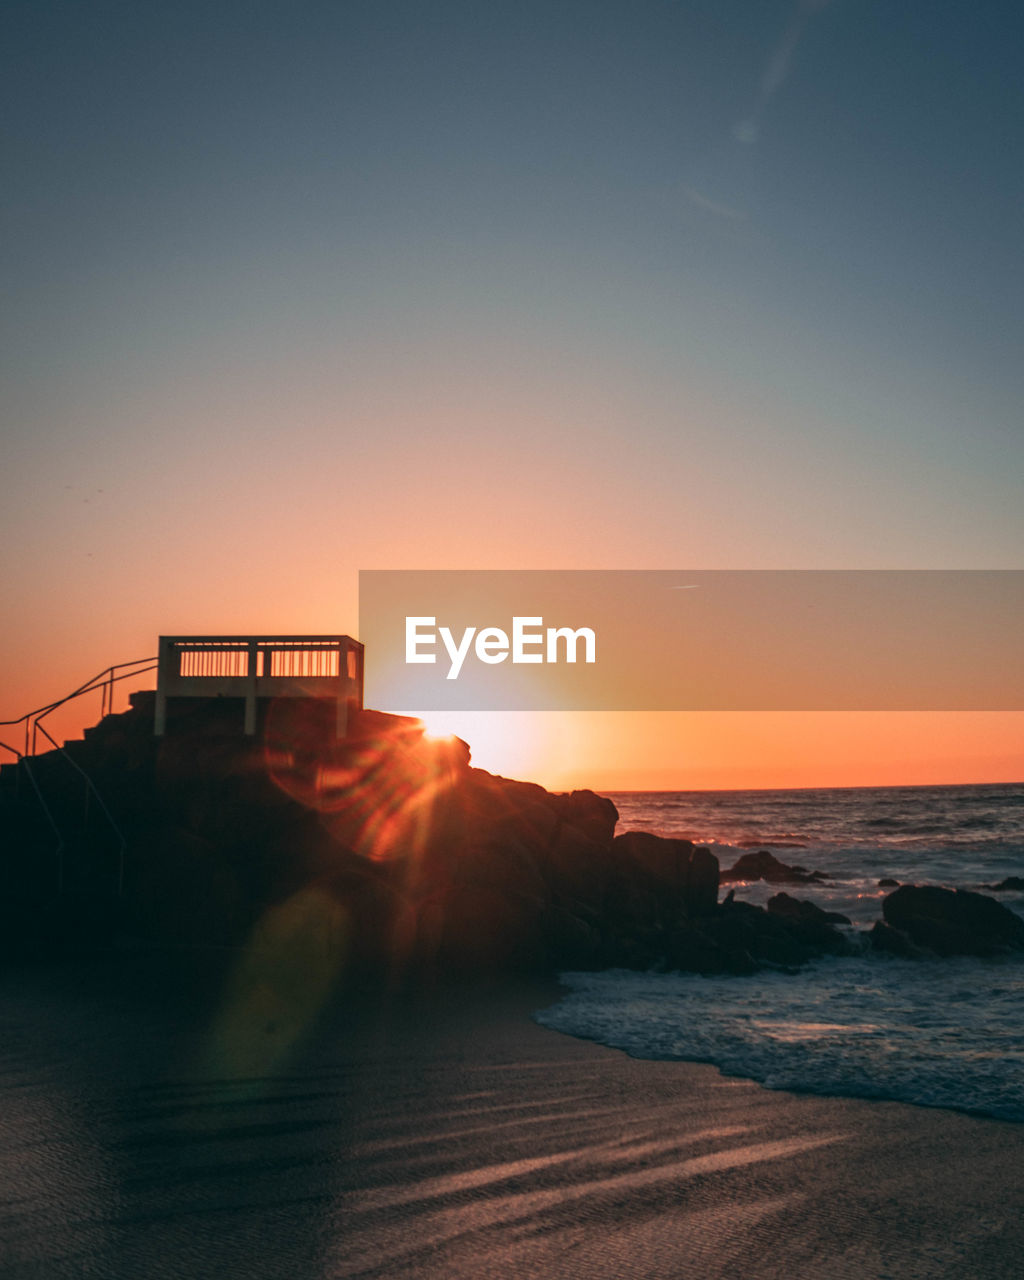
719, 850, 830, 886
869, 920, 929, 959
881, 885, 1024, 958
0, 693, 858, 980
708, 895, 854, 969
767, 892, 851, 927
978, 876, 1024, 892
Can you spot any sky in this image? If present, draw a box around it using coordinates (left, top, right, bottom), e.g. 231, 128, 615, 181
2, 0, 1022, 788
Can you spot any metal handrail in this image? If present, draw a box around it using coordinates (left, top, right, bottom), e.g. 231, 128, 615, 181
0, 657, 156, 896
19, 758, 66, 892
31, 660, 157, 755
33, 720, 128, 896
0, 657, 157, 758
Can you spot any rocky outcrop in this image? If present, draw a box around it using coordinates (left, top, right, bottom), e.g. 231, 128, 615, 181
720, 850, 830, 886
869, 920, 928, 959
881, 885, 1024, 958
767, 892, 851, 927
700, 896, 853, 969
0, 693, 863, 979
11, 694, 1024, 984
612, 832, 720, 919
978, 876, 1024, 892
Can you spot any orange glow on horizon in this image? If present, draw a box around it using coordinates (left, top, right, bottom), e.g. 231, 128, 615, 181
3, 663, 1020, 796
397, 709, 1024, 794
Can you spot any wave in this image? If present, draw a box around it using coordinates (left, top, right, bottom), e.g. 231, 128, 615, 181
537, 958, 1024, 1123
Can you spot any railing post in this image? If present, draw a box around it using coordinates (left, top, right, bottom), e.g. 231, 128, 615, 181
335, 640, 347, 738
336, 694, 348, 739
244, 641, 258, 735
154, 638, 171, 735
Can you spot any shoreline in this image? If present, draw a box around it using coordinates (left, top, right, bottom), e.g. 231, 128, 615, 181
324, 978, 1024, 1280
2, 964, 1024, 1278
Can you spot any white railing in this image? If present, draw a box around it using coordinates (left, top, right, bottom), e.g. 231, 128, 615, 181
155, 635, 364, 736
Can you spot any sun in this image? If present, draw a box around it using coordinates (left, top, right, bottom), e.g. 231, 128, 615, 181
403, 710, 534, 778
416, 710, 463, 744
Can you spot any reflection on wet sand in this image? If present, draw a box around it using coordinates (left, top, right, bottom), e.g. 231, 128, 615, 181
0, 971, 1022, 1279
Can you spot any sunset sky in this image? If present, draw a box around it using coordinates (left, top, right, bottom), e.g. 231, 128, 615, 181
3, 1, 1022, 789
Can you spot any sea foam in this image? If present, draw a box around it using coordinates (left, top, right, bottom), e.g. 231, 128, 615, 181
536, 956, 1024, 1122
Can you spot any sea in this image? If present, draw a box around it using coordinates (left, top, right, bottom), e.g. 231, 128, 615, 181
535, 782, 1024, 1122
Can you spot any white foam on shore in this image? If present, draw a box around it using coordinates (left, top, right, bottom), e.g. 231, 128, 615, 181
536, 955, 1024, 1122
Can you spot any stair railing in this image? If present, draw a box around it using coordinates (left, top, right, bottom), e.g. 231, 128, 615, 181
0, 657, 157, 759
0, 657, 157, 895
19, 758, 67, 892
31, 720, 129, 896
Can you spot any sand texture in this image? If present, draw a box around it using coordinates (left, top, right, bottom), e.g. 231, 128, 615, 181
1, 970, 1023, 1279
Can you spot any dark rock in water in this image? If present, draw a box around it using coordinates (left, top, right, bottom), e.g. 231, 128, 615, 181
767, 892, 851, 927
878, 878, 899, 888
869, 920, 928, 959
979, 876, 1024, 892
713, 896, 853, 966
882, 885, 1024, 957
736, 840, 807, 849
720, 850, 829, 886
661, 924, 758, 976
612, 831, 720, 919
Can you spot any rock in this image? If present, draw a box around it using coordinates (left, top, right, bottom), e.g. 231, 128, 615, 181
766, 892, 851, 926
612, 831, 720, 918
869, 920, 928, 959
736, 840, 806, 848
720, 850, 829, 885
713, 897, 851, 966
979, 876, 1024, 892
450, 772, 562, 851
878, 878, 899, 888
541, 904, 602, 968
410, 883, 549, 974
561, 790, 619, 845
544, 823, 614, 912
688, 847, 721, 916
882, 885, 1024, 957
662, 924, 757, 976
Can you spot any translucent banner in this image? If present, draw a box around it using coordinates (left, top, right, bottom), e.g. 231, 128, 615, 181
358, 570, 1024, 711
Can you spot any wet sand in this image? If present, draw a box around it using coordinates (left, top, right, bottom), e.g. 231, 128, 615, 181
1, 968, 1023, 1278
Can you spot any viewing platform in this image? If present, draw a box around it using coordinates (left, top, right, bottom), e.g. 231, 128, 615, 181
155, 635, 364, 737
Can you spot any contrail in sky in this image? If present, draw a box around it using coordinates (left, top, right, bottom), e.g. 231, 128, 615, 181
734, 0, 834, 145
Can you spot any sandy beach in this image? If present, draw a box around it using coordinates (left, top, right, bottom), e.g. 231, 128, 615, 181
1, 965, 1022, 1280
